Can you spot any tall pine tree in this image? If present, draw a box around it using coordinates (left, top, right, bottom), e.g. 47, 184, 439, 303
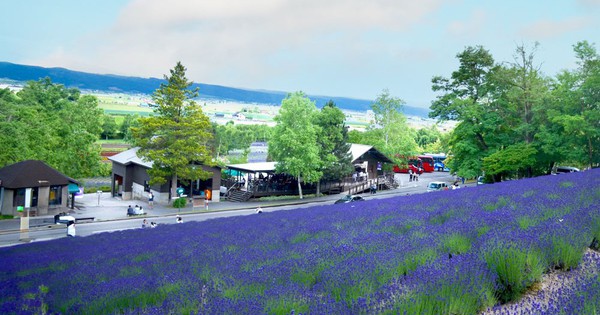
132, 62, 214, 199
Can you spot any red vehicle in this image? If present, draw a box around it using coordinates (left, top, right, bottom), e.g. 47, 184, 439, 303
393, 158, 423, 174
418, 155, 435, 173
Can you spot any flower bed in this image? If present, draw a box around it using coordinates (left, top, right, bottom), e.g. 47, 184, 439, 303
1, 170, 599, 314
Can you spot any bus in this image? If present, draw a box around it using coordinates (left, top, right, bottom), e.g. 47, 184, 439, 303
417, 155, 435, 173
392, 155, 423, 174
426, 153, 448, 171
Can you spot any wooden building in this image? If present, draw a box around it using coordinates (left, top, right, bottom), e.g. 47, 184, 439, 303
225, 144, 396, 201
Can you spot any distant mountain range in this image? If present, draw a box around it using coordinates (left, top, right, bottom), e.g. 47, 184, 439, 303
0, 61, 430, 117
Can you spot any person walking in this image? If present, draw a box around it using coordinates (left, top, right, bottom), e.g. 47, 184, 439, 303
142, 219, 148, 228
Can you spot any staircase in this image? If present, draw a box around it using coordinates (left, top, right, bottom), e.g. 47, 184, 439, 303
228, 190, 254, 202
379, 176, 399, 190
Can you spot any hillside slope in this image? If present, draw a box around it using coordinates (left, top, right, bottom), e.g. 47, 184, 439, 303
0, 61, 430, 117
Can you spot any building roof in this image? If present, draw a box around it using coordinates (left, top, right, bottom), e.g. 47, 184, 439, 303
0, 160, 78, 189
227, 162, 277, 173
108, 147, 153, 168
349, 143, 394, 164
225, 144, 393, 173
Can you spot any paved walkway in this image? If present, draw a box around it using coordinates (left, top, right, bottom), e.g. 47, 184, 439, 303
0, 172, 467, 244
0, 190, 363, 233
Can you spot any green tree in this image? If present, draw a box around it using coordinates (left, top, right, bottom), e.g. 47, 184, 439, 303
415, 125, 442, 150
369, 89, 417, 165
269, 92, 322, 199
132, 62, 214, 198
120, 114, 140, 142
314, 101, 353, 193
542, 41, 600, 169
0, 79, 103, 177
101, 114, 118, 140
430, 46, 500, 179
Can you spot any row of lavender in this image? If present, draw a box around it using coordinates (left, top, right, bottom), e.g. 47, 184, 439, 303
1, 170, 599, 314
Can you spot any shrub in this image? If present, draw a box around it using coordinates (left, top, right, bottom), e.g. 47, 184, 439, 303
590, 218, 600, 250
547, 237, 584, 271
83, 186, 111, 194
484, 244, 545, 303
172, 197, 187, 208
442, 233, 472, 256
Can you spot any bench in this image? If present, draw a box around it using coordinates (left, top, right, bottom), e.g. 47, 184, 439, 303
75, 217, 95, 222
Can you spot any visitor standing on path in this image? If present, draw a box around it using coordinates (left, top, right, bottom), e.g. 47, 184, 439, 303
67, 221, 76, 237
148, 192, 154, 209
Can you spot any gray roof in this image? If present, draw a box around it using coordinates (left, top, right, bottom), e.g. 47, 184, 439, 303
227, 162, 277, 173
0, 160, 78, 189
108, 147, 153, 168
225, 144, 393, 173
350, 144, 394, 164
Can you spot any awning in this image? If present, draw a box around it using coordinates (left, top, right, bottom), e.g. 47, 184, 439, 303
68, 183, 80, 194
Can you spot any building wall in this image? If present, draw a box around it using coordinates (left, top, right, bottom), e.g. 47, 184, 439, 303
0, 188, 14, 216
37, 186, 50, 215
111, 161, 222, 204
0, 186, 68, 216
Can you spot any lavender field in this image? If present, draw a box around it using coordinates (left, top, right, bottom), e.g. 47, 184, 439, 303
1, 170, 600, 314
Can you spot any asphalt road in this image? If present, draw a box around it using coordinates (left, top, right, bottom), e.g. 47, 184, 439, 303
0, 171, 463, 247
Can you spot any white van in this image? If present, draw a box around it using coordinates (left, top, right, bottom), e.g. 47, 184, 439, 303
427, 182, 448, 192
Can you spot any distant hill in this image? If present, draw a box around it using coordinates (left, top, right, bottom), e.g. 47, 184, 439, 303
0, 61, 430, 117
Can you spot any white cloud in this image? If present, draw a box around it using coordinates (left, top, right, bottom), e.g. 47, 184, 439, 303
577, 0, 600, 7
446, 9, 486, 39
30, 0, 446, 95
520, 17, 592, 40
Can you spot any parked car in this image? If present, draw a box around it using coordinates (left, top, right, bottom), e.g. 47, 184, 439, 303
427, 182, 448, 192
553, 166, 580, 174
334, 195, 365, 204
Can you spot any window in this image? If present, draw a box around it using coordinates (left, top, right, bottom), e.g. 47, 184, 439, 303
49, 186, 62, 206
14, 188, 38, 207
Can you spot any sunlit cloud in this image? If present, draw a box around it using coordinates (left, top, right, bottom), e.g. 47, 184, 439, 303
31, 0, 446, 92
520, 17, 592, 40
446, 9, 486, 39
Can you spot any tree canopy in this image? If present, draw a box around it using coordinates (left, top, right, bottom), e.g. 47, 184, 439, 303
132, 62, 214, 196
314, 100, 353, 184
352, 89, 417, 167
269, 92, 323, 199
430, 41, 600, 180
0, 78, 103, 178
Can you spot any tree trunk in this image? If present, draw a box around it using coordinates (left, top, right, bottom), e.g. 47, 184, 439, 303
171, 173, 178, 201
316, 181, 321, 196
297, 175, 303, 199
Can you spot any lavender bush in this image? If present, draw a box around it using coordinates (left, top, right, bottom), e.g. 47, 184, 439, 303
1, 170, 599, 314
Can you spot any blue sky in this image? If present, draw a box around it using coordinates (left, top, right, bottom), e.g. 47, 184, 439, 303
1, 0, 599, 108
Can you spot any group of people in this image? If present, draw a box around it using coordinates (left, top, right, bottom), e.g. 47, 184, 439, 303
408, 171, 420, 182
141, 219, 157, 228
127, 204, 145, 216
352, 171, 367, 182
